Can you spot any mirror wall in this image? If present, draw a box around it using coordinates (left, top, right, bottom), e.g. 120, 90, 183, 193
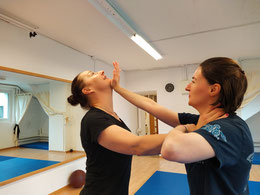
0, 67, 83, 152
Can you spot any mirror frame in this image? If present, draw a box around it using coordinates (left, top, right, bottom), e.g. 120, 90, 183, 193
0, 66, 72, 84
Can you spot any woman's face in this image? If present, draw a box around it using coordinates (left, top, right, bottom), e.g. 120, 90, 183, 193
185, 66, 212, 109
80, 70, 111, 92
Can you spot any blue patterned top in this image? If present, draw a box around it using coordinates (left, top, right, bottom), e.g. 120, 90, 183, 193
179, 113, 254, 195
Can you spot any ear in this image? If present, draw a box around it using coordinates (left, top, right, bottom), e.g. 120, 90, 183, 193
82, 87, 93, 95
209, 83, 221, 97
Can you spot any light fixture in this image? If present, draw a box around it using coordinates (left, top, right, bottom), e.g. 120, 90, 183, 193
0, 12, 39, 32
88, 0, 162, 60
131, 34, 162, 60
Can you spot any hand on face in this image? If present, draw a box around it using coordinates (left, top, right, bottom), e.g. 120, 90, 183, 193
111, 61, 121, 89
195, 104, 228, 130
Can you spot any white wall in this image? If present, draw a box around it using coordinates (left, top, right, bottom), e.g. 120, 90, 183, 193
0, 20, 93, 80
48, 81, 68, 151
49, 115, 64, 151
0, 123, 15, 149
125, 65, 199, 134
0, 86, 16, 149
246, 111, 260, 152
240, 58, 260, 152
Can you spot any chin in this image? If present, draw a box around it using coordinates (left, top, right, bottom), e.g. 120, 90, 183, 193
188, 99, 192, 106
188, 101, 197, 110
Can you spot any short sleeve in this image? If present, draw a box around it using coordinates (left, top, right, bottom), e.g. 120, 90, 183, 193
84, 114, 115, 143
178, 112, 199, 125
195, 120, 242, 168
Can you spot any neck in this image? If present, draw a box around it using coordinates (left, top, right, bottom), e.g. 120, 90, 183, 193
195, 97, 219, 115
196, 102, 214, 116
90, 90, 114, 114
197, 105, 209, 116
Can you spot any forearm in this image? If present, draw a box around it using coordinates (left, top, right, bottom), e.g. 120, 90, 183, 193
161, 125, 215, 163
114, 86, 156, 111
134, 134, 167, 156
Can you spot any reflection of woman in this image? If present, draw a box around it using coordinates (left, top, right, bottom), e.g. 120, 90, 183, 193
67, 69, 166, 195
112, 57, 254, 195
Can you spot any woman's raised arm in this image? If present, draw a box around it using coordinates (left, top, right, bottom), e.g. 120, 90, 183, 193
111, 61, 180, 127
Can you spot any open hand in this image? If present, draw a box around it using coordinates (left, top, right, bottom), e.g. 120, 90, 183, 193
111, 61, 121, 89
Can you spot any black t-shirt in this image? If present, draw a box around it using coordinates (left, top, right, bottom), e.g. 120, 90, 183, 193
80, 107, 132, 195
179, 113, 254, 195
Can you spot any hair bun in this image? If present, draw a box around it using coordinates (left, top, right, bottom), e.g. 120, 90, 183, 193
67, 95, 79, 106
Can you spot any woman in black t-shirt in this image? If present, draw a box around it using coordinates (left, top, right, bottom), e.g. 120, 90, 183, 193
67, 68, 166, 195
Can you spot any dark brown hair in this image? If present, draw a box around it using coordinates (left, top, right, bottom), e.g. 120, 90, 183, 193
200, 57, 247, 114
67, 73, 89, 109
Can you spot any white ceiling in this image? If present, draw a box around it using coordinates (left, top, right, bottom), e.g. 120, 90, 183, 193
0, 0, 259, 71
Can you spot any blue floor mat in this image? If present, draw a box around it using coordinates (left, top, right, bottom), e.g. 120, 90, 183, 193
135, 171, 189, 195
0, 156, 16, 162
0, 156, 60, 182
136, 171, 260, 195
253, 152, 260, 165
249, 180, 260, 195
20, 142, 48, 150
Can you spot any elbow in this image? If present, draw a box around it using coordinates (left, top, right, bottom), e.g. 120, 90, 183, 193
131, 148, 144, 156
129, 138, 143, 156
135, 150, 145, 156
132, 144, 146, 156
161, 141, 181, 162
131, 137, 149, 156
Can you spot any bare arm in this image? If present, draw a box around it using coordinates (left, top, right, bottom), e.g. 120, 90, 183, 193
161, 125, 215, 163
161, 107, 227, 163
112, 61, 180, 127
98, 125, 167, 156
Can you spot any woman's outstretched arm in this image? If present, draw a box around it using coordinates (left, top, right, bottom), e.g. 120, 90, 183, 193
111, 61, 180, 127
98, 125, 167, 156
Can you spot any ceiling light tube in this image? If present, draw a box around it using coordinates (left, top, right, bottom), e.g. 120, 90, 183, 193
131, 34, 162, 60
89, 0, 162, 61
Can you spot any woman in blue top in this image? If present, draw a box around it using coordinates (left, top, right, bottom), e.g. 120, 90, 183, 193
112, 57, 254, 195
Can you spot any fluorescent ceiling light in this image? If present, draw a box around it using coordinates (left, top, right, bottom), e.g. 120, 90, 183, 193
131, 34, 162, 60
89, 0, 162, 61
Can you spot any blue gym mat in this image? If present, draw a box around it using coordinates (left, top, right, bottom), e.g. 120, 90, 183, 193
0, 155, 60, 182
135, 171, 189, 195
20, 142, 48, 150
135, 171, 260, 195
0, 156, 16, 162
252, 152, 260, 165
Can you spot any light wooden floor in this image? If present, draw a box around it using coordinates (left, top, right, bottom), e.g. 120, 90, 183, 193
50, 155, 260, 195
0, 147, 85, 162
0, 147, 85, 186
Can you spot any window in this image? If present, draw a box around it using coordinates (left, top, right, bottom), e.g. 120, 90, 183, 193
0, 92, 9, 119
0, 85, 16, 123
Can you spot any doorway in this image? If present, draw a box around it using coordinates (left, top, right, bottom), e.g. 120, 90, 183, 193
137, 94, 158, 135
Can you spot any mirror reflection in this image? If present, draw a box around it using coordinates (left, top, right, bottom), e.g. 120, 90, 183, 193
0, 69, 83, 153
